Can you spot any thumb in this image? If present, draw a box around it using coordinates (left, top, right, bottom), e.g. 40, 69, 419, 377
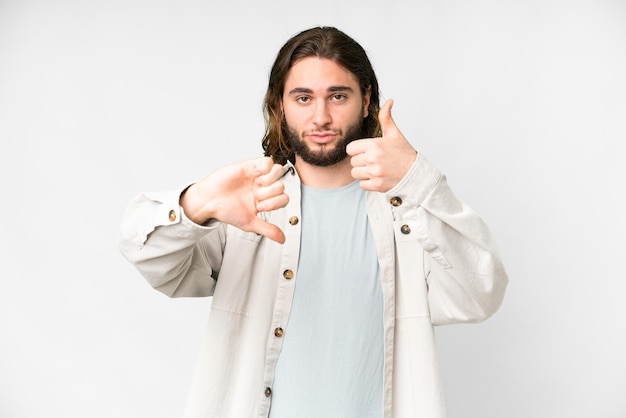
250, 217, 286, 244
378, 99, 397, 137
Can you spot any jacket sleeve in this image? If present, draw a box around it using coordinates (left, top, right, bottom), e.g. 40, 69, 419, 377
386, 153, 508, 325
118, 188, 226, 298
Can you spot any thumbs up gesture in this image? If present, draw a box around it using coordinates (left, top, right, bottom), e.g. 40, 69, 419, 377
346, 100, 418, 192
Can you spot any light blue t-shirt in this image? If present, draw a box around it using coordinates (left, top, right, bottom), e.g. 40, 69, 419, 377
269, 180, 384, 418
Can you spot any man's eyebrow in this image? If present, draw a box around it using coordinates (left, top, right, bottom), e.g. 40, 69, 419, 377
288, 87, 313, 95
327, 86, 354, 93
287, 86, 355, 95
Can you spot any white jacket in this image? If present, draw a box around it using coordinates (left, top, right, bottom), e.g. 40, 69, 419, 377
119, 153, 508, 418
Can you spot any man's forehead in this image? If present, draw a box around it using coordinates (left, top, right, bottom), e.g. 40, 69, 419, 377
283, 57, 360, 91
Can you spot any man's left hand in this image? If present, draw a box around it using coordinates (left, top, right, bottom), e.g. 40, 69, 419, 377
347, 99, 418, 192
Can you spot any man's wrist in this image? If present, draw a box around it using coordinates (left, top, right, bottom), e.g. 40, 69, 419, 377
180, 184, 216, 225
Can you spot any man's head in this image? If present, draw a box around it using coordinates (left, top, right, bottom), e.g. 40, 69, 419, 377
262, 27, 381, 165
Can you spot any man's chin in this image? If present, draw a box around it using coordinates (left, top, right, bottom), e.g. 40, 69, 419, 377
286, 121, 363, 167
296, 148, 348, 167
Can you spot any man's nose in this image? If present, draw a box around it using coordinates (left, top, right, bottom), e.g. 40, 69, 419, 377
312, 101, 332, 127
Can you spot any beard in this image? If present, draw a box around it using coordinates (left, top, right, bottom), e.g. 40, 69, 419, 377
285, 117, 366, 167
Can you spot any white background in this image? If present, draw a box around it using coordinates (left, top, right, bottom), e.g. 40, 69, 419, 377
1, 0, 625, 417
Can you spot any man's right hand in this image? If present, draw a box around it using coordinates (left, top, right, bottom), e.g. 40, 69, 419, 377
180, 157, 290, 244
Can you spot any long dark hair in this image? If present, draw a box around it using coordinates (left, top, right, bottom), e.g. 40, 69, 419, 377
262, 27, 381, 165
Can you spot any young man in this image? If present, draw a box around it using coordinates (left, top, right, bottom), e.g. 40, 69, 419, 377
120, 27, 508, 418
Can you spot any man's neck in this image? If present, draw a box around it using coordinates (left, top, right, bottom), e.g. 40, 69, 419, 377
294, 157, 354, 189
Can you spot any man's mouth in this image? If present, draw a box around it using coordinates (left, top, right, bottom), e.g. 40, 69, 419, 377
305, 132, 339, 144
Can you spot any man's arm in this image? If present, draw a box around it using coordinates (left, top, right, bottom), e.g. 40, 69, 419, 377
348, 100, 507, 323
386, 154, 508, 324
118, 157, 289, 298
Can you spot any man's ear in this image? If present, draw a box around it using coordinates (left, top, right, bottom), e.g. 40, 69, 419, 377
363, 86, 371, 118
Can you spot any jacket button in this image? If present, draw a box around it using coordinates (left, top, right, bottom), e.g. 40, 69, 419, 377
168, 209, 177, 222
264, 387, 272, 397
400, 224, 411, 234
289, 216, 299, 225
283, 269, 294, 279
390, 196, 402, 207
274, 327, 284, 337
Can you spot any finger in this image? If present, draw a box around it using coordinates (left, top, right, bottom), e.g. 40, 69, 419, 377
255, 163, 285, 186
249, 217, 286, 244
350, 165, 370, 181
252, 156, 274, 176
349, 152, 369, 168
356, 178, 382, 192
255, 180, 285, 204
378, 99, 397, 137
256, 193, 289, 212
346, 138, 369, 156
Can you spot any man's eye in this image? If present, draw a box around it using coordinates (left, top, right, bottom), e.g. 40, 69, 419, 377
296, 96, 310, 104
331, 94, 346, 101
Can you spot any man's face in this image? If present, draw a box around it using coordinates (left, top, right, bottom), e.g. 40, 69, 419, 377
281, 57, 370, 167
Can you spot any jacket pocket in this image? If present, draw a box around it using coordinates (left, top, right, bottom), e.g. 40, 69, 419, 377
210, 227, 266, 316
395, 220, 451, 269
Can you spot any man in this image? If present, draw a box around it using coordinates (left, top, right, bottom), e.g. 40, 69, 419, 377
120, 26, 508, 418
